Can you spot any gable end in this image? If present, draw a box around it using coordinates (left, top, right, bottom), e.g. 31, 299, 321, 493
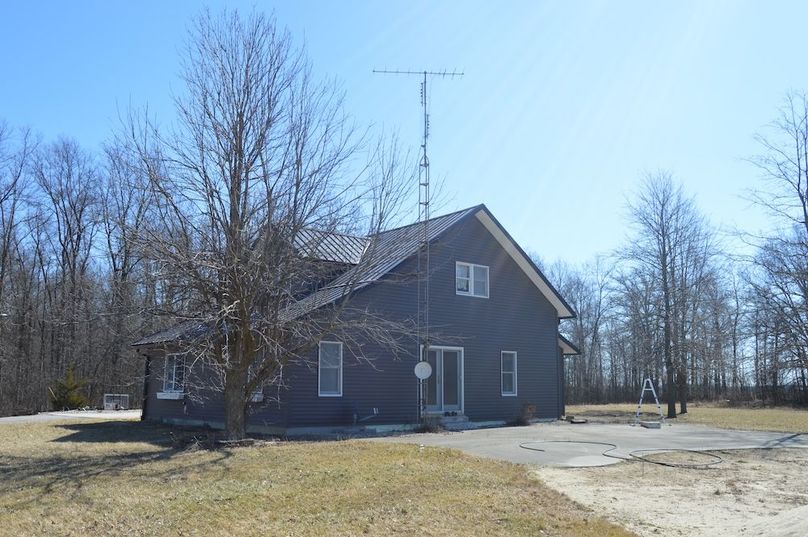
474, 209, 575, 319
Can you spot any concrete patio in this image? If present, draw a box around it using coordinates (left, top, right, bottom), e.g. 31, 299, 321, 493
380, 420, 808, 467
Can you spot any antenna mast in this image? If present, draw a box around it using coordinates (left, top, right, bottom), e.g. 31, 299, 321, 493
373, 68, 463, 422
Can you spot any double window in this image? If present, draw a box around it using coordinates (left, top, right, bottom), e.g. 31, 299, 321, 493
318, 341, 343, 397
501, 351, 517, 396
456, 262, 489, 298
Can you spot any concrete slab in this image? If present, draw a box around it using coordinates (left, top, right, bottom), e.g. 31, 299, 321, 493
379, 421, 808, 467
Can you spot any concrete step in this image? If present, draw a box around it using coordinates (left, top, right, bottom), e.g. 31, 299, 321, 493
440, 414, 469, 430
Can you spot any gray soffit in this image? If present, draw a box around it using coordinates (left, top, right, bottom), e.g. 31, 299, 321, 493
558, 333, 581, 355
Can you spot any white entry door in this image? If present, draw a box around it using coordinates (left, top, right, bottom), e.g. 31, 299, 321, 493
425, 347, 463, 413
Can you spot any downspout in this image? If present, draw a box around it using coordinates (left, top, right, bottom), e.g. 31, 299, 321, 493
559, 346, 566, 418
141, 353, 151, 421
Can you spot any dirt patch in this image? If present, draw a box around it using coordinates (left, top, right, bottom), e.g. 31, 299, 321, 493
536, 448, 808, 537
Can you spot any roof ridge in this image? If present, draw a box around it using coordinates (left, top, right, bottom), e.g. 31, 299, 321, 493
299, 226, 368, 241
300, 205, 485, 240
373, 204, 484, 236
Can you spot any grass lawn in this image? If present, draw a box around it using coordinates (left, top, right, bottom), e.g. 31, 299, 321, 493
0, 419, 634, 536
566, 403, 808, 433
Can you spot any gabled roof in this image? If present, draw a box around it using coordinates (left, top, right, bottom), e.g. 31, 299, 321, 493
132, 204, 575, 346
282, 206, 479, 320
285, 204, 575, 319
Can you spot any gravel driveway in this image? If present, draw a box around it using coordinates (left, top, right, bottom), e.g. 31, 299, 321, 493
0, 409, 141, 424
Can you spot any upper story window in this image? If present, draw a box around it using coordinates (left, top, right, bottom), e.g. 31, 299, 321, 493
318, 341, 343, 397
456, 262, 489, 298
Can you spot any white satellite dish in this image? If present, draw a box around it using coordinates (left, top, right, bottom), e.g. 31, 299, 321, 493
414, 361, 433, 380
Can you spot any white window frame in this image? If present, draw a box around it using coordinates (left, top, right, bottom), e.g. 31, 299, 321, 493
318, 341, 343, 397
157, 353, 185, 400
247, 362, 264, 403
455, 261, 489, 298
501, 351, 517, 397
422, 345, 465, 415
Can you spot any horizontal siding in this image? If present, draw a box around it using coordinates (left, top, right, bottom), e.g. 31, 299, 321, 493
425, 216, 561, 421
143, 350, 289, 428
282, 283, 420, 427
144, 212, 564, 429
283, 215, 562, 426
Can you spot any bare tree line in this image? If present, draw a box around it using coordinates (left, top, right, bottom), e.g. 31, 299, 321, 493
0, 129, 155, 415
124, 10, 416, 439
552, 93, 808, 412
0, 11, 418, 441
0, 9, 806, 424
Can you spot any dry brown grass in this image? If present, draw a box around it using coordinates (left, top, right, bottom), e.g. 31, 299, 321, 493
0, 419, 635, 537
566, 403, 808, 433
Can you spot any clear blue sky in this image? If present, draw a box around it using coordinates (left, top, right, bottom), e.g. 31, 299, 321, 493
2, 1, 806, 264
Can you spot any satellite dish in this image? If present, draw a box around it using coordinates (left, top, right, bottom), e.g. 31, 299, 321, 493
414, 361, 433, 380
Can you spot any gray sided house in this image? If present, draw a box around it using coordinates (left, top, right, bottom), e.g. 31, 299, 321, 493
133, 205, 579, 434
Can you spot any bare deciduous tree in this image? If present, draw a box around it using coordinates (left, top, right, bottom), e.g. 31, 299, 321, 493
0, 123, 36, 408
623, 172, 715, 417
747, 92, 808, 380
125, 10, 413, 439
548, 258, 611, 403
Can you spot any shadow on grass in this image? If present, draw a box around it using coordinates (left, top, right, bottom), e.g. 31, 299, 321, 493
52, 419, 200, 446
0, 420, 233, 505
51, 420, 171, 444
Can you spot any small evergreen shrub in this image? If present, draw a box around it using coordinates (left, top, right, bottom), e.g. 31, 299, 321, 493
49, 365, 90, 410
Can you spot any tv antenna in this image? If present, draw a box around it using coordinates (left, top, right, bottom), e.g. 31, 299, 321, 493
373, 68, 463, 422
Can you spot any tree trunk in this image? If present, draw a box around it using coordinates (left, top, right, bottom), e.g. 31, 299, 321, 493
677, 368, 688, 414
662, 236, 677, 419
665, 365, 677, 418
224, 368, 248, 440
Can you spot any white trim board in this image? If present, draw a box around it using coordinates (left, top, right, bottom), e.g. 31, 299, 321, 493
474, 210, 574, 318
424, 345, 465, 415
156, 391, 184, 400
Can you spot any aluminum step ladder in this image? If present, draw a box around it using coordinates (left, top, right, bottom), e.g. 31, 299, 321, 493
634, 378, 665, 428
